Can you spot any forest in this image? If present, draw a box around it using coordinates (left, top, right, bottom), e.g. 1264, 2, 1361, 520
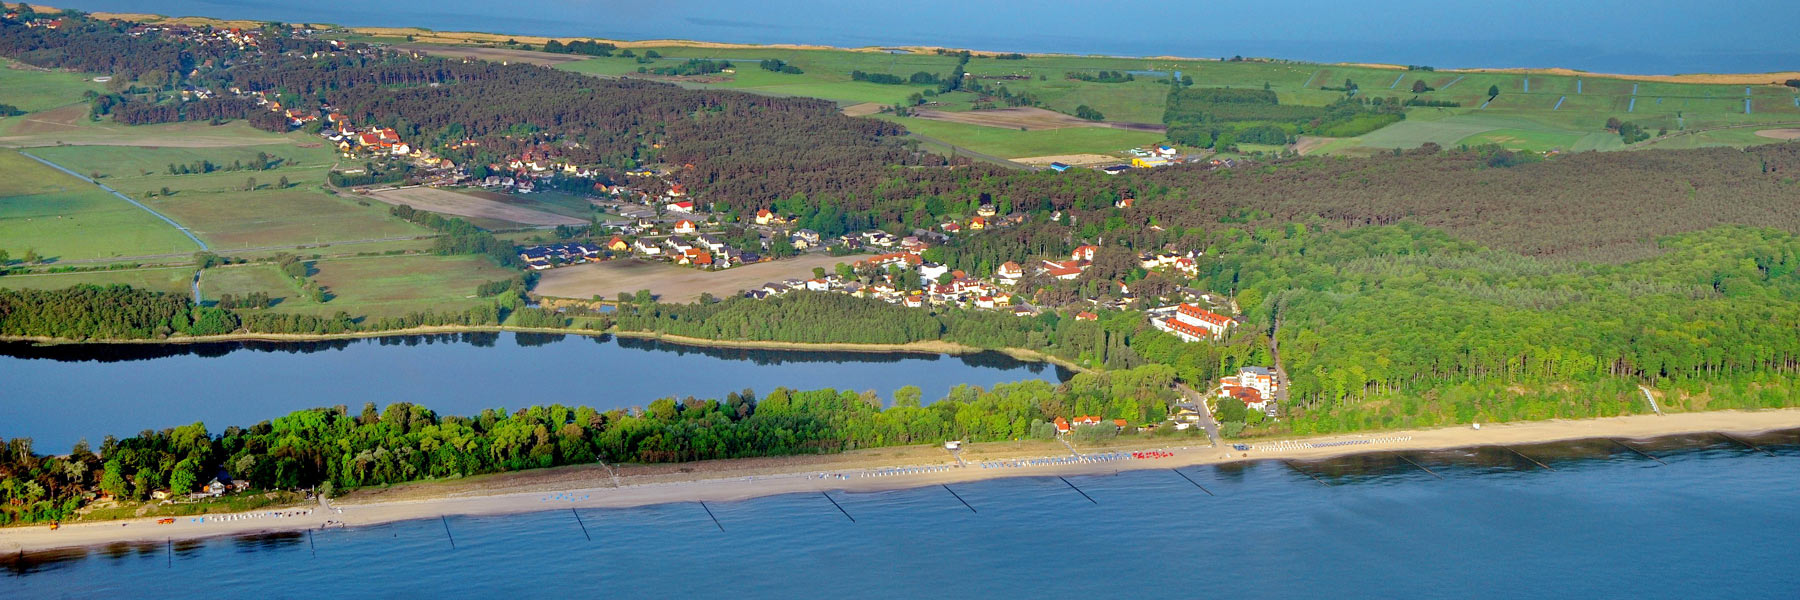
0, 366, 1180, 524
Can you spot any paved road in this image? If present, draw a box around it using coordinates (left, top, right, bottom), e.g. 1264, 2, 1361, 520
21, 151, 209, 251
1175, 383, 1223, 447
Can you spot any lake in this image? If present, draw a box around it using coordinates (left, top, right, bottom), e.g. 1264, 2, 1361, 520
4, 431, 1797, 596
0, 333, 1071, 451
51, 0, 1800, 74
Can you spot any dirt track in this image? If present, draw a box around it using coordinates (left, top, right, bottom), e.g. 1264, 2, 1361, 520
1754, 128, 1800, 140
535, 254, 848, 302
367, 187, 587, 226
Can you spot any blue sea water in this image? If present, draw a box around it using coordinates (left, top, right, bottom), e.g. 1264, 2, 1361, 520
55, 0, 1800, 74
5, 432, 1797, 597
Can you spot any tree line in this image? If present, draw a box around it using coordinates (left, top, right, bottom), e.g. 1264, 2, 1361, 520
0, 365, 1180, 524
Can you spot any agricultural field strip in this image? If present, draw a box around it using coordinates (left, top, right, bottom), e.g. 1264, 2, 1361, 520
17, 151, 207, 250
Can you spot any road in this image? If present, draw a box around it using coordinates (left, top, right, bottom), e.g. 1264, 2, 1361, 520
1175, 383, 1223, 447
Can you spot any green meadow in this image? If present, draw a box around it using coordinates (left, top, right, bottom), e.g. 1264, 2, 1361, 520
26, 143, 430, 250
0, 58, 103, 112
0, 266, 195, 295
878, 115, 1164, 159
548, 46, 1800, 158
0, 150, 201, 262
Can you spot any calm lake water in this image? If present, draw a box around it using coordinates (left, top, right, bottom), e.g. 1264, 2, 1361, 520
4, 431, 1797, 597
0, 332, 1070, 451
55, 0, 1800, 74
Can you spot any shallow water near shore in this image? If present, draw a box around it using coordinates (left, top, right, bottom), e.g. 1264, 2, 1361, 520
6, 430, 1797, 597
0, 332, 1071, 450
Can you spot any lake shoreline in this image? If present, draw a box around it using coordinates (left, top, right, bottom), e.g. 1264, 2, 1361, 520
5, 407, 1797, 555
0, 326, 1092, 373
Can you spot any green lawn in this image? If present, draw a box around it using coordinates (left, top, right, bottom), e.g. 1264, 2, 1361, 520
0, 59, 104, 112
883, 116, 1165, 158
0, 151, 202, 262
0, 266, 195, 295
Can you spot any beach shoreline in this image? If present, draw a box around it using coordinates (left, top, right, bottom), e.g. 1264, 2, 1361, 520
44, 8, 1800, 83
5, 407, 1796, 555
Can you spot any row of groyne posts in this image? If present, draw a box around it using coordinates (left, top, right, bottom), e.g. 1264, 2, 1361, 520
140, 434, 1785, 564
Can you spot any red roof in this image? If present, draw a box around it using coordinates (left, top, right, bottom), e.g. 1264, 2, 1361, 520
756, 209, 773, 217
1178, 304, 1232, 327
684, 248, 712, 265
1164, 318, 1214, 340
1075, 311, 1098, 321
1112, 419, 1128, 428
1054, 417, 1070, 432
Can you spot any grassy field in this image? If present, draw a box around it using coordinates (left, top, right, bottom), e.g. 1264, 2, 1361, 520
286, 254, 517, 319
0, 59, 104, 112
0, 110, 297, 149
0, 150, 202, 262
0, 266, 195, 295
879, 114, 1163, 158
549, 46, 1800, 158
27, 143, 430, 250
199, 262, 312, 308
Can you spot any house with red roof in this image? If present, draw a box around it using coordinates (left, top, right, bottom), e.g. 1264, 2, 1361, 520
673, 219, 697, 234
1153, 303, 1234, 342
1071, 245, 1099, 262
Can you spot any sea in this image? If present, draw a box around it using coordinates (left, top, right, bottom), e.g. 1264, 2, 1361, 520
56, 0, 1800, 75
4, 431, 1798, 597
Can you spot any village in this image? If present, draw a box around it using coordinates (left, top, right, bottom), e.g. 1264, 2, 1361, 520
193, 28, 1287, 429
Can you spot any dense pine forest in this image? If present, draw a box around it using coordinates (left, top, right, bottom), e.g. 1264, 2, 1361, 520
0, 368, 1178, 524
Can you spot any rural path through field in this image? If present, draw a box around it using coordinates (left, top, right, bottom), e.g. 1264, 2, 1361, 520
19, 150, 208, 251
35, 235, 437, 266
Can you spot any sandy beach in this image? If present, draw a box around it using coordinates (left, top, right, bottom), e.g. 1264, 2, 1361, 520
5, 407, 1797, 554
